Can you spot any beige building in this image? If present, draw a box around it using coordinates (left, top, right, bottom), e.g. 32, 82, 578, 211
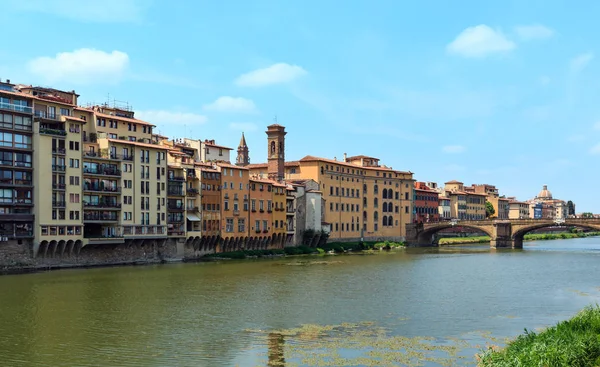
508, 198, 530, 219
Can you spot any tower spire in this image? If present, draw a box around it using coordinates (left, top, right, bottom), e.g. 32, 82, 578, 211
236, 132, 250, 166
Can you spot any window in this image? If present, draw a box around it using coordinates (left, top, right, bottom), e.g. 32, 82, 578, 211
69, 141, 79, 151
259, 200, 264, 211
251, 199, 256, 211
263, 220, 268, 231
69, 193, 79, 203
60, 108, 70, 116
238, 218, 245, 232
69, 158, 79, 168
255, 220, 260, 231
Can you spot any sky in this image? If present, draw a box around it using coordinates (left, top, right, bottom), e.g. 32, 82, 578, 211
1, 0, 599, 211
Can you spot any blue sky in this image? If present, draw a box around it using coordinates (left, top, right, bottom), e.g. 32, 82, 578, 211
1, 0, 599, 211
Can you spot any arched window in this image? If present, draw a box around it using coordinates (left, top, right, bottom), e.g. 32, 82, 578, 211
363, 211, 368, 221
395, 192, 399, 200
374, 198, 378, 208
374, 184, 379, 194
363, 184, 367, 193
270, 141, 276, 154
382, 203, 387, 212
363, 197, 367, 207
374, 211, 379, 221
388, 216, 393, 226
382, 216, 388, 226
382, 189, 387, 199
388, 189, 394, 199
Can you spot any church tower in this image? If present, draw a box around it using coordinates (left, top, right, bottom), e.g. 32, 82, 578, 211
236, 132, 250, 166
266, 124, 286, 182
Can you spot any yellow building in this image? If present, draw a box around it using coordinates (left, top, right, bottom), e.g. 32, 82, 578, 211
248, 124, 414, 241
508, 199, 530, 219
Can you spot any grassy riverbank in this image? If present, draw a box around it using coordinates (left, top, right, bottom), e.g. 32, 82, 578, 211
478, 305, 600, 367
202, 241, 406, 260
439, 231, 600, 245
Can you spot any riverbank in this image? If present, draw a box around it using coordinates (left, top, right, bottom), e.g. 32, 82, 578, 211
477, 305, 600, 366
201, 241, 406, 260
439, 231, 600, 245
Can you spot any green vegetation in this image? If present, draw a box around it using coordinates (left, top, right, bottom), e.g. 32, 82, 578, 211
319, 240, 405, 253
582, 212, 595, 218
203, 246, 317, 259
439, 231, 600, 245
478, 305, 600, 367
485, 200, 495, 218
439, 236, 491, 245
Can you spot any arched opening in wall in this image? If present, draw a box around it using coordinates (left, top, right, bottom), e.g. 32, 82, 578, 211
389, 189, 394, 199
388, 216, 393, 227
199, 236, 206, 251
38, 240, 49, 257
223, 237, 230, 252
374, 198, 378, 208
248, 236, 254, 250
57, 240, 66, 257
48, 240, 57, 258
363, 211, 367, 221
374, 184, 379, 195
74, 240, 82, 255
374, 211, 379, 222
66, 240, 74, 257
383, 216, 388, 226
382, 190, 387, 199
270, 141, 276, 155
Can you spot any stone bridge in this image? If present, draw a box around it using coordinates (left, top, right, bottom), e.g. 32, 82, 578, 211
405, 218, 600, 248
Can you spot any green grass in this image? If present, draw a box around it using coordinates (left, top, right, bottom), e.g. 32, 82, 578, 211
439, 231, 600, 245
478, 305, 600, 367
202, 246, 317, 259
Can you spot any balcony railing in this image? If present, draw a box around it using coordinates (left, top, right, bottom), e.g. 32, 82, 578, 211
52, 183, 66, 190
83, 167, 121, 176
187, 188, 199, 196
52, 164, 66, 172
40, 128, 67, 136
34, 110, 61, 120
52, 201, 66, 207
167, 189, 184, 196
83, 185, 121, 193
169, 176, 185, 181
0, 102, 33, 114
52, 148, 66, 155
84, 213, 119, 221
233, 210, 240, 216
84, 202, 122, 209
167, 203, 185, 210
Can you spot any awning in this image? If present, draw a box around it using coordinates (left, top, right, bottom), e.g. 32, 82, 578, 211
186, 213, 201, 221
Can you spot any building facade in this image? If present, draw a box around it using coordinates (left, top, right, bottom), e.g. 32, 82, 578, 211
414, 182, 439, 223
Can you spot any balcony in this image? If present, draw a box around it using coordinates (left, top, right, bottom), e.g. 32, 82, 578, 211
233, 210, 240, 216
167, 203, 185, 211
84, 151, 133, 161
83, 185, 121, 193
52, 201, 66, 208
84, 213, 119, 222
52, 183, 66, 190
84, 202, 122, 209
86, 236, 125, 245
167, 189, 184, 197
0, 230, 34, 239
83, 167, 121, 177
0, 213, 34, 222
52, 148, 66, 155
0, 179, 33, 187
52, 164, 66, 172
169, 176, 185, 181
40, 127, 67, 136
34, 110, 61, 121
187, 188, 199, 196
0, 102, 33, 114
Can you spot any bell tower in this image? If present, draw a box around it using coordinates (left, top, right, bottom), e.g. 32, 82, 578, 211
266, 123, 286, 182
236, 132, 250, 166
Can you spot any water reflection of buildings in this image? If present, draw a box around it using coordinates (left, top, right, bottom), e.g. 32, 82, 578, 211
268, 332, 286, 367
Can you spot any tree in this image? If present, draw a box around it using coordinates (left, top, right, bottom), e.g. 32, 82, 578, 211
567, 200, 575, 216
582, 212, 594, 218
485, 201, 495, 218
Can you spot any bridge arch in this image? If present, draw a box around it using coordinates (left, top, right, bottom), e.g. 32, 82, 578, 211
511, 221, 600, 242
417, 223, 494, 245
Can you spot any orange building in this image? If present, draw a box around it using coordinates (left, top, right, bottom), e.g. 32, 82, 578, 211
197, 162, 221, 239
272, 182, 287, 245
249, 178, 274, 245
215, 162, 249, 251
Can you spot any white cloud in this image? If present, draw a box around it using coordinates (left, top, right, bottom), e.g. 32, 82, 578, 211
229, 122, 258, 132
589, 143, 600, 155
447, 25, 515, 58
11, 0, 146, 23
135, 110, 207, 126
28, 48, 129, 84
442, 145, 466, 153
203, 96, 258, 113
539, 75, 551, 86
514, 24, 554, 41
570, 52, 594, 73
235, 63, 307, 87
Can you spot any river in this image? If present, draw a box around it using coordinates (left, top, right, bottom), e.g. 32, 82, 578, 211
2, 237, 600, 366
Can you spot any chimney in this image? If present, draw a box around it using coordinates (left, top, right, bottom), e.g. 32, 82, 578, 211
343, 153, 347, 162
334, 156, 337, 161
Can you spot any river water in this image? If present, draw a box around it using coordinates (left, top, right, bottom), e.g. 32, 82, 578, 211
2, 237, 600, 366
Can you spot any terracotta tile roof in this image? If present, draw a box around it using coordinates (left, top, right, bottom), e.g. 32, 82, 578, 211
63, 116, 87, 123
345, 155, 379, 161
106, 138, 171, 150
415, 187, 439, 193
250, 178, 275, 185
445, 180, 463, 184
168, 150, 188, 156
95, 111, 154, 127
247, 161, 301, 169
214, 161, 249, 170
299, 155, 412, 174
205, 142, 233, 150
